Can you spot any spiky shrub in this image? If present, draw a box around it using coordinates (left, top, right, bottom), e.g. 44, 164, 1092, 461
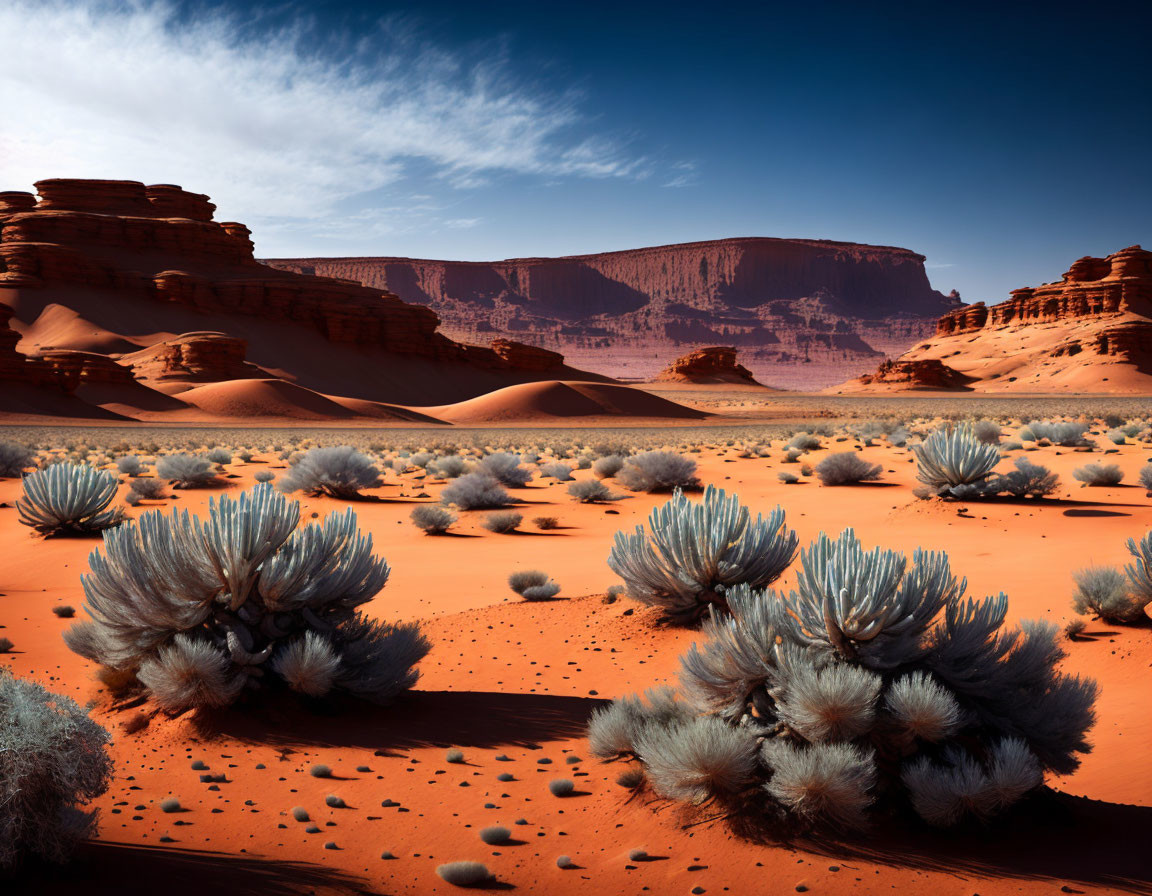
1123, 530, 1152, 613
17, 463, 125, 536
607, 485, 797, 623
0, 670, 113, 868
1071, 566, 1145, 624
591, 528, 1098, 830
440, 472, 513, 509
0, 441, 35, 477
991, 457, 1059, 498
64, 484, 429, 712
277, 446, 382, 498
913, 423, 1001, 496
508, 570, 561, 601
479, 452, 533, 487
813, 453, 882, 486
411, 505, 457, 535
1072, 463, 1123, 487
616, 451, 700, 493
157, 453, 221, 488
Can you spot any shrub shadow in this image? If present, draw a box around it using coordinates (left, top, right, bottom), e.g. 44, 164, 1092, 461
737, 791, 1152, 894
195, 690, 607, 752
20, 840, 372, 896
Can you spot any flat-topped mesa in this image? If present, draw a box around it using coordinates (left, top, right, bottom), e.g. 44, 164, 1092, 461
655, 346, 762, 385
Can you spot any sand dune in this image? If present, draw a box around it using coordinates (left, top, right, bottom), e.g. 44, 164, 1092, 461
423, 380, 709, 424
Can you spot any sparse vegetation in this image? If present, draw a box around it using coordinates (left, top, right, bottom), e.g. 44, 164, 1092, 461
482, 511, 523, 533
441, 473, 514, 509
277, 446, 382, 498
1071, 566, 1144, 623
0, 441, 35, 478
479, 452, 533, 487
411, 505, 458, 535
436, 861, 490, 887
1072, 463, 1123, 487
508, 570, 560, 601
156, 453, 221, 488
568, 479, 617, 503
616, 451, 699, 492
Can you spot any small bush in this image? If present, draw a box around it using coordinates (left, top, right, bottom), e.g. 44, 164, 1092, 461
0, 638, 12, 653
291, 807, 309, 821
992, 458, 1060, 499
568, 479, 616, 503
1072, 566, 1145, 624
787, 432, 822, 451
1139, 464, 1152, 494
548, 779, 575, 797
206, 448, 232, 465
156, 454, 221, 488
778, 471, 799, 484
0, 441, 35, 478
539, 462, 574, 481
411, 505, 458, 535
160, 798, 181, 813
17, 464, 124, 536
128, 476, 167, 499
277, 446, 382, 498
253, 470, 275, 483
436, 861, 490, 887
913, 423, 1001, 495
52, 605, 75, 618
428, 456, 469, 479
814, 452, 882, 485
508, 570, 560, 601
1065, 618, 1088, 640
1072, 463, 1123, 487
446, 749, 465, 764
616, 451, 699, 492
441, 473, 513, 510
325, 795, 345, 808
533, 516, 559, 530
592, 455, 625, 479
479, 452, 533, 487
479, 826, 511, 845
973, 421, 1002, 444
310, 764, 332, 778
482, 511, 522, 533
0, 670, 113, 868
116, 455, 144, 476
1028, 421, 1091, 447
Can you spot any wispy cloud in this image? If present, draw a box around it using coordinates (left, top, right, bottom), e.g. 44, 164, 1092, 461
0, 0, 645, 247
663, 161, 698, 188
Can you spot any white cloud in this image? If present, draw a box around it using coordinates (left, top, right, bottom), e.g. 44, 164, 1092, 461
0, 0, 645, 248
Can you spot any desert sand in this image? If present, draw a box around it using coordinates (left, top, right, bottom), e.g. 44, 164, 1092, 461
2, 412, 1149, 895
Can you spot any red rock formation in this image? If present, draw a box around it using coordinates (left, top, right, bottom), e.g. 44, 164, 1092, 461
841, 246, 1152, 394
850, 359, 974, 390
124, 332, 258, 383
266, 237, 959, 390
654, 346, 762, 385
0, 178, 606, 415
0, 303, 70, 389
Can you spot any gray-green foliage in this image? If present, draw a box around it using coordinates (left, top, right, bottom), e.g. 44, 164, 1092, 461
1072, 463, 1123, 487
813, 452, 882, 485
568, 479, 616, 503
913, 423, 1001, 496
64, 484, 429, 712
411, 505, 458, 534
0, 670, 113, 868
616, 450, 700, 492
1124, 530, 1152, 613
440, 472, 513, 509
508, 569, 560, 601
277, 446, 382, 498
1071, 566, 1145, 624
157, 454, 221, 488
479, 452, 533, 487
592, 527, 1098, 829
17, 463, 124, 535
0, 441, 35, 477
607, 485, 797, 623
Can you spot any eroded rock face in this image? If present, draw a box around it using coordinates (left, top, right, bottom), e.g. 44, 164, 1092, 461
852, 358, 973, 390
0, 178, 589, 407
125, 332, 256, 383
655, 346, 761, 384
0, 303, 70, 390
265, 237, 959, 390
843, 246, 1152, 393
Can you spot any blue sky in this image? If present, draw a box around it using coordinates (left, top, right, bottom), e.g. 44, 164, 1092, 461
1, 1, 1149, 304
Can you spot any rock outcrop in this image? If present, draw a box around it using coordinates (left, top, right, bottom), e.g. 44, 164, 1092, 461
838, 246, 1152, 393
0, 178, 604, 417
654, 346, 762, 385
266, 238, 959, 390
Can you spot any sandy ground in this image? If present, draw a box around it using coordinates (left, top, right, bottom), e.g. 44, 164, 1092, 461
2, 432, 1150, 895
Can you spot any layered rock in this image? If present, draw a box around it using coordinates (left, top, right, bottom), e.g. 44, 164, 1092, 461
849, 358, 973, 390
0, 303, 68, 389
839, 246, 1152, 393
0, 178, 604, 416
654, 346, 761, 385
266, 238, 959, 390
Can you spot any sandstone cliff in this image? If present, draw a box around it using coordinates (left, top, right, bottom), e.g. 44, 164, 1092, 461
0, 178, 608, 419
265, 238, 958, 390
838, 246, 1152, 393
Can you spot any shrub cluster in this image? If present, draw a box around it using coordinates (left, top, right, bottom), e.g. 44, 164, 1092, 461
591, 528, 1098, 829
277, 446, 382, 498
813, 452, 881, 485
616, 451, 700, 492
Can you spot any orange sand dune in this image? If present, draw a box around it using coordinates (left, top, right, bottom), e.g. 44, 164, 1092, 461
424, 380, 709, 424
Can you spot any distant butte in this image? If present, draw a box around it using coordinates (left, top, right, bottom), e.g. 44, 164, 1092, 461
837, 245, 1152, 393
264, 237, 959, 390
